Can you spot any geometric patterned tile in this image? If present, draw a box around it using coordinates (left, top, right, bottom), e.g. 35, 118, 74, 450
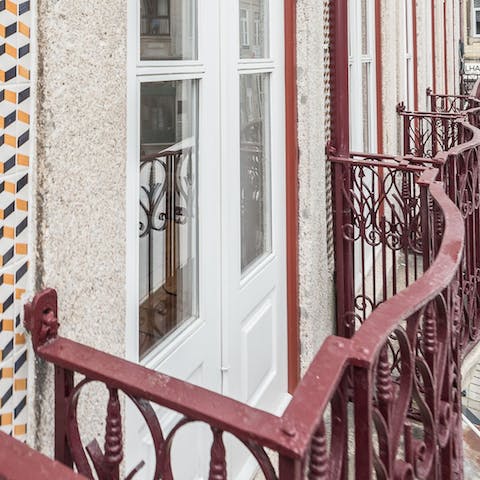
0, 1, 31, 85
0, 266, 15, 361
0, 0, 30, 442
0, 354, 14, 435
0, 0, 30, 441
12, 345, 26, 439
0, 172, 28, 269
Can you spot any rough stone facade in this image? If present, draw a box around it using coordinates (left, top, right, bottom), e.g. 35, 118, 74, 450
31, 0, 127, 453
297, 0, 335, 374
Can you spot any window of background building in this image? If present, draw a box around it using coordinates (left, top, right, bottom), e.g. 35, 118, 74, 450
474, 0, 480, 36
240, 9, 249, 47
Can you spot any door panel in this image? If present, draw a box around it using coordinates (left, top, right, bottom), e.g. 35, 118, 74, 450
221, 0, 288, 416
240, 293, 275, 403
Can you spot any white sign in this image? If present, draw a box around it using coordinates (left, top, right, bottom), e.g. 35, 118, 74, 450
465, 63, 480, 74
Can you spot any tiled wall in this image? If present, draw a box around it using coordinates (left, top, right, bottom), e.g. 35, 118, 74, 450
0, 0, 31, 441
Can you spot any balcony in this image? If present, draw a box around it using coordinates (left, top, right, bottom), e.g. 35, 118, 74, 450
2, 85, 480, 479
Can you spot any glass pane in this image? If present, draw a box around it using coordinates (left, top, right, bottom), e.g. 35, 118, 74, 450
361, 0, 368, 55
239, 0, 268, 59
240, 74, 271, 272
139, 80, 198, 358
140, 0, 197, 60
477, 11, 480, 36
362, 62, 370, 151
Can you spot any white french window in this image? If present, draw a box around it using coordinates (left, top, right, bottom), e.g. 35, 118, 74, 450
126, 0, 288, 477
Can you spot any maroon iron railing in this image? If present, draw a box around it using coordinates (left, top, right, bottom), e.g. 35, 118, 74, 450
427, 85, 480, 114
14, 75, 480, 480
24, 155, 465, 479
16, 87, 480, 478
397, 103, 462, 158
0, 430, 85, 479
397, 100, 480, 357
14, 87, 480, 480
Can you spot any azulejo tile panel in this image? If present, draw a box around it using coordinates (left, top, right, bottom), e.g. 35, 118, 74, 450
0, 0, 30, 441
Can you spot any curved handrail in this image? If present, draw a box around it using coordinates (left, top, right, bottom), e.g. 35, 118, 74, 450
283, 167, 465, 454
24, 94, 480, 478
25, 164, 466, 462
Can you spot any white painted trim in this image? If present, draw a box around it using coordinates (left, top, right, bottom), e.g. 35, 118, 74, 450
125, 0, 139, 365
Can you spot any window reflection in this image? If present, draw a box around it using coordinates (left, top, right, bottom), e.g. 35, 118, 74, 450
240, 74, 271, 272
139, 81, 198, 358
140, 0, 197, 60
239, 0, 268, 59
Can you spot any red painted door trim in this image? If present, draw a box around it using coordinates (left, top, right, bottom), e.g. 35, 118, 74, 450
284, 0, 300, 391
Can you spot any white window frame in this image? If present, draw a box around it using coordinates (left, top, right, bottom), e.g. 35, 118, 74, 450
126, 0, 221, 367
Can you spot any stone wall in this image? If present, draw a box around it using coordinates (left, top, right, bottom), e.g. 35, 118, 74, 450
31, 0, 127, 453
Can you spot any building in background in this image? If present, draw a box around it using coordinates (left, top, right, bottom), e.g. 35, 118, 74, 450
462, 0, 480, 91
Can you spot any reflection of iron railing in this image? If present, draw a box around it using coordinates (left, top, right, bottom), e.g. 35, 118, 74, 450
139, 141, 193, 353
241, 141, 266, 270
139, 140, 193, 296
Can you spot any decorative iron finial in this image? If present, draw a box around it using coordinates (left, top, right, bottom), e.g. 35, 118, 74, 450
24, 288, 59, 351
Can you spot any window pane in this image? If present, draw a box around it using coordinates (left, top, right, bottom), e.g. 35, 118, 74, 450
239, 0, 268, 58
140, 0, 197, 60
139, 80, 198, 358
477, 10, 480, 35
361, 0, 368, 55
240, 74, 271, 272
362, 62, 370, 151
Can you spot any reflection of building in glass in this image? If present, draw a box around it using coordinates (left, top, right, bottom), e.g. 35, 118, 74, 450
239, 0, 266, 58
140, 0, 196, 60
240, 74, 270, 271
141, 0, 170, 36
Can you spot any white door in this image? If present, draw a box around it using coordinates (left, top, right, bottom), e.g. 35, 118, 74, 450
126, 1, 287, 479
